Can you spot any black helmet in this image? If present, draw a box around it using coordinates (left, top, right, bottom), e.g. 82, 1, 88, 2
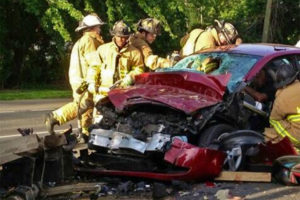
110, 20, 132, 37
275, 64, 298, 89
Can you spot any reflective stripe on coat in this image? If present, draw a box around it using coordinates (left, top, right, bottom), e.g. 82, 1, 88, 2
265, 80, 300, 147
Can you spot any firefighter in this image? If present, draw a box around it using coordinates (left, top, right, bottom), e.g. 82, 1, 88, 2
129, 18, 172, 71
180, 19, 241, 56
45, 14, 105, 137
195, 56, 221, 74
264, 64, 300, 149
296, 40, 300, 48
86, 20, 144, 108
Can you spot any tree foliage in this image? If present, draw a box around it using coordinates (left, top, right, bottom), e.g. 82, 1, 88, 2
0, 0, 299, 89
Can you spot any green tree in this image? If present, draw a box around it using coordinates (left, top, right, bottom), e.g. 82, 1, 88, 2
0, 0, 299, 89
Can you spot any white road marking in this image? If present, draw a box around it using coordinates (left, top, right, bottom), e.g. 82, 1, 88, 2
0, 109, 52, 114
31, 109, 53, 112
0, 128, 78, 139
0, 111, 15, 114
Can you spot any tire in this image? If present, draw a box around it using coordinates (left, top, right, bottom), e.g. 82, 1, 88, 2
6, 195, 24, 200
197, 124, 246, 171
197, 124, 236, 148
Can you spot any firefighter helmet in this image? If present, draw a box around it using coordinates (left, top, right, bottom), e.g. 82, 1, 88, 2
275, 63, 298, 89
75, 14, 105, 32
110, 20, 132, 37
214, 19, 238, 44
272, 155, 300, 185
137, 18, 161, 35
197, 57, 220, 73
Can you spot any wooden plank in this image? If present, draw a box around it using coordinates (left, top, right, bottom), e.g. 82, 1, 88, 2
41, 182, 104, 196
0, 135, 39, 165
214, 171, 271, 182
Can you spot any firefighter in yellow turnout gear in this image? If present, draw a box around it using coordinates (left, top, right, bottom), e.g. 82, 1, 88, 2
129, 18, 172, 71
45, 14, 105, 137
86, 20, 144, 102
264, 64, 300, 149
180, 19, 241, 57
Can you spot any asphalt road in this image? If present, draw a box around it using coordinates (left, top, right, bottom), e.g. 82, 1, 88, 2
0, 99, 299, 200
0, 98, 78, 140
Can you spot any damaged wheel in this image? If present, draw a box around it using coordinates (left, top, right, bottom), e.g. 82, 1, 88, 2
218, 130, 264, 171
197, 124, 236, 148
223, 145, 245, 171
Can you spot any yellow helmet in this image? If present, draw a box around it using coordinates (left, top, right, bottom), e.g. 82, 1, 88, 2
137, 18, 161, 35
110, 20, 132, 37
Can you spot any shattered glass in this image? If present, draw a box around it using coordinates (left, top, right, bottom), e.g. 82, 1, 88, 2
161, 53, 262, 92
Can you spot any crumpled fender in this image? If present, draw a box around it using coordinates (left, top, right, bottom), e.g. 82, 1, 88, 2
164, 139, 226, 180
257, 137, 298, 164
75, 139, 225, 181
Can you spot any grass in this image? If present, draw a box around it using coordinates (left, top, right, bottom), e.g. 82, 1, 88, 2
0, 89, 72, 100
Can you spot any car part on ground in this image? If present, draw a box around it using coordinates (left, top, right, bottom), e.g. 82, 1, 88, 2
272, 155, 300, 185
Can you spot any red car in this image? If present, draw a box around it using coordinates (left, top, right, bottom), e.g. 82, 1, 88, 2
81, 44, 300, 180
2, 44, 300, 200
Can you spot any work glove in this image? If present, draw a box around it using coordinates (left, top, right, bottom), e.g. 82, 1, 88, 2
120, 75, 133, 87
76, 81, 88, 94
87, 83, 98, 95
167, 51, 181, 66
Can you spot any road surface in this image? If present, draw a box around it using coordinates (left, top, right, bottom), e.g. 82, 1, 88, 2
0, 99, 78, 140
0, 99, 299, 200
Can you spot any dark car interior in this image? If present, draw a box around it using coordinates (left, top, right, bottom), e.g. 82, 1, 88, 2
244, 55, 300, 132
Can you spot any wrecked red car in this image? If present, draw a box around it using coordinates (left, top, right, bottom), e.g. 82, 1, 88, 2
87, 44, 300, 172
1, 44, 300, 200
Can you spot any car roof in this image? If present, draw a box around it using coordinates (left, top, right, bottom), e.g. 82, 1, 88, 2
206, 43, 300, 57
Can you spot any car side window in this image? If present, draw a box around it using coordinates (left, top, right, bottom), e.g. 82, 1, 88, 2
265, 56, 296, 78
255, 56, 296, 102
295, 55, 300, 71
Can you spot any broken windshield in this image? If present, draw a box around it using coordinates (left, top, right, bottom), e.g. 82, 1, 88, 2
161, 53, 262, 92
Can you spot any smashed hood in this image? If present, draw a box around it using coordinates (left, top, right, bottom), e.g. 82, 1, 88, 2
108, 71, 231, 114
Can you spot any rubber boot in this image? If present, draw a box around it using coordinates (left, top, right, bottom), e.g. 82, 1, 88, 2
44, 112, 59, 134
